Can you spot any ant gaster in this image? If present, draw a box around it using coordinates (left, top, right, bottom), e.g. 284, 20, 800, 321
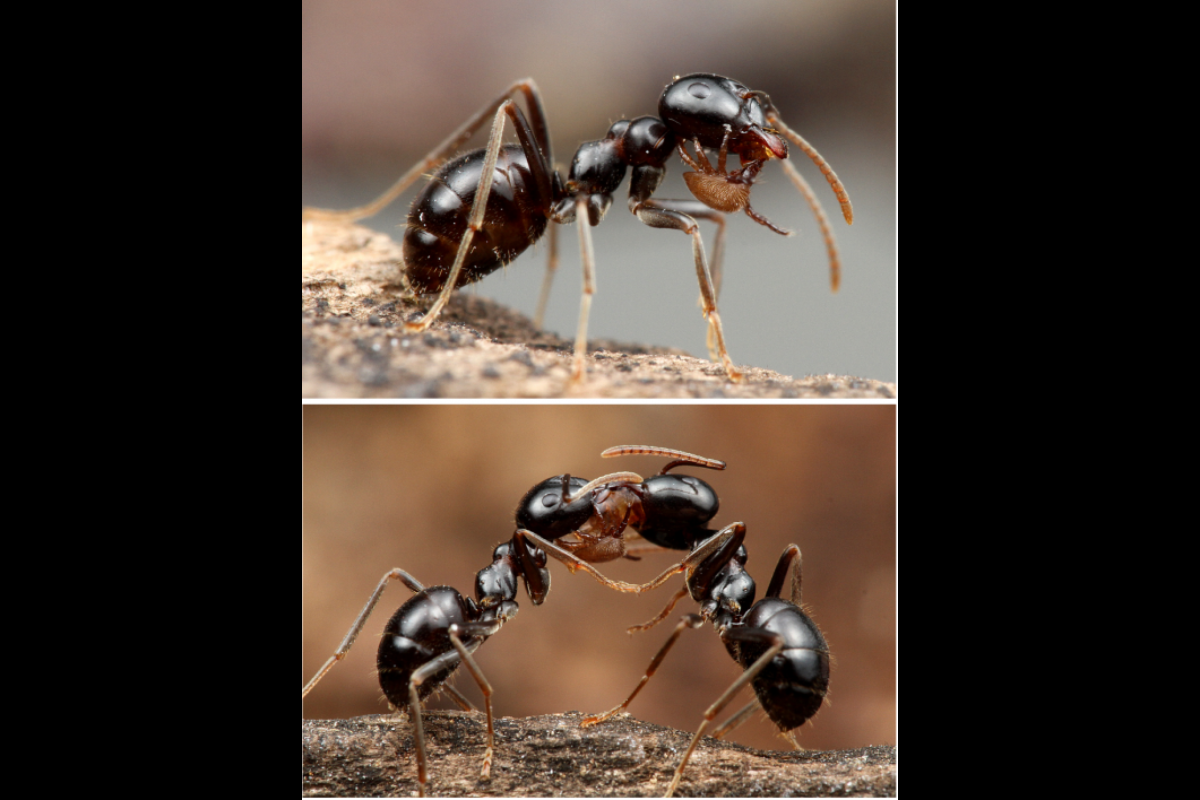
581, 543, 831, 798
303, 74, 853, 383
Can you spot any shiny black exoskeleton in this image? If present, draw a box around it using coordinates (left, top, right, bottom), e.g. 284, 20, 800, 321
376, 541, 525, 708
514, 446, 727, 575
706, 545, 829, 735
303, 74, 853, 383
582, 542, 830, 797
302, 538, 551, 797
516, 471, 720, 551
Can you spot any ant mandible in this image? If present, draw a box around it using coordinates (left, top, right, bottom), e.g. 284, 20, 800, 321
581, 543, 831, 798
303, 74, 853, 383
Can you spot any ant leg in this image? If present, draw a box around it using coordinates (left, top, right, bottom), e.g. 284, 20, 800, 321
623, 522, 750, 632
514, 529, 690, 596
666, 636, 786, 798
446, 625, 505, 781
628, 200, 742, 381
303, 78, 551, 224
302, 568, 426, 698
711, 697, 762, 740
532, 222, 559, 330
626, 585, 689, 633
440, 683, 476, 712
581, 614, 705, 727
404, 101, 516, 332
407, 646, 473, 797
764, 544, 803, 605
405, 93, 557, 335
570, 196, 597, 384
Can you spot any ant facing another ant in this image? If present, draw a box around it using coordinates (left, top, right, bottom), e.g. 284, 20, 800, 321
581, 541, 830, 797
303, 75, 853, 383
302, 445, 830, 797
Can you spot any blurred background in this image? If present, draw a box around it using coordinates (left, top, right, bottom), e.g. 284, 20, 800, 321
302, 405, 895, 752
302, 0, 896, 382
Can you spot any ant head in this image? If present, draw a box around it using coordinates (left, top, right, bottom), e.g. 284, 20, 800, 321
659, 73, 787, 163
515, 474, 595, 539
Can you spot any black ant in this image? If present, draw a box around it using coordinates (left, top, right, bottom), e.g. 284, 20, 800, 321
302, 541, 536, 796
302, 518, 669, 795
303, 74, 853, 383
581, 543, 831, 797
511, 445, 752, 609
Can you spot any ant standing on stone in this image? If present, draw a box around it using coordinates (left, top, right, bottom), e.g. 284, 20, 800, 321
304, 74, 853, 383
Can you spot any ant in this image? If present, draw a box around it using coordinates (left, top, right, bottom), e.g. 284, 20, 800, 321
301, 540, 536, 796
581, 543, 831, 798
302, 512, 675, 795
512, 445, 750, 608
303, 74, 853, 383
300, 446, 795, 795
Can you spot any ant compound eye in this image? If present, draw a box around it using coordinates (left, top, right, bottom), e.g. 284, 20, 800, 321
687, 82, 712, 100
541, 494, 559, 509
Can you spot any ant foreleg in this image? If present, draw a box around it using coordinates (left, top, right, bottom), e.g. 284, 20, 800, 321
627, 199, 741, 381
580, 613, 704, 728
513, 529, 690, 597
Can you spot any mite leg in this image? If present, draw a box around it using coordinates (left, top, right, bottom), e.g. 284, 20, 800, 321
302, 568, 426, 698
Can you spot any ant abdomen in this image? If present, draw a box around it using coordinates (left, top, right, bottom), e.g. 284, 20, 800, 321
403, 145, 550, 294
376, 586, 479, 707
735, 597, 830, 731
635, 474, 720, 550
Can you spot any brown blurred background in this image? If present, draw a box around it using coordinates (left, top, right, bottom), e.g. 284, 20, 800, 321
302, 0, 896, 382
302, 405, 895, 752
